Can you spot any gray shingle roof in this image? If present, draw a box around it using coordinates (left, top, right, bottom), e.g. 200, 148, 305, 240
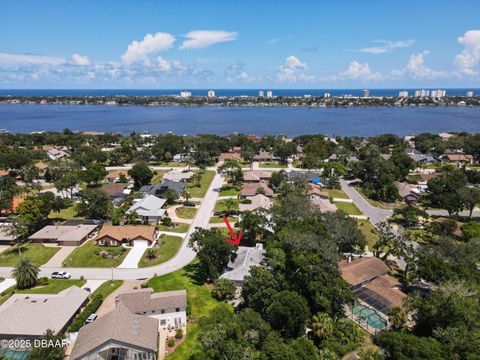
117, 288, 187, 314
220, 246, 265, 283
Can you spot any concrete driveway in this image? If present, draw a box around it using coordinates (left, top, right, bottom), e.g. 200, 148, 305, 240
0, 278, 15, 293
83, 279, 107, 293
43, 246, 78, 267
118, 242, 149, 269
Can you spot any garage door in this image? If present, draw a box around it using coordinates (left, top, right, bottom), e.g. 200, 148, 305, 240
133, 239, 149, 247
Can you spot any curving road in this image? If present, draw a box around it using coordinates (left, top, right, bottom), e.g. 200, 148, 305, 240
0, 171, 225, 280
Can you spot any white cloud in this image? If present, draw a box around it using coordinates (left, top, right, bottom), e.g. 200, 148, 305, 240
454, 30, 480, 76
277, 55, 314, 82
121, 32, 175, 64
405, 51, 446, 79
339, 61, 382, 80
225, 62, 256, 82
70, 53, 91, 66
357, 39, 415, 54
180, 30, 238, 49
0, 52, 65, 66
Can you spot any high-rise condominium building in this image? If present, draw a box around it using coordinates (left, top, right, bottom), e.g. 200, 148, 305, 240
207, 90, 215, 98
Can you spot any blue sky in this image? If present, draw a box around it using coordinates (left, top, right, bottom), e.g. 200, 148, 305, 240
1, 0, 480, 88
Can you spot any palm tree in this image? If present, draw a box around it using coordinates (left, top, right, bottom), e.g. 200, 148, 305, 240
182, 189, 191, 204
310, 312, 334, 341
124, 210, 139, 225
224, 198, 236, 216
388, 306, 407, 331
11, 258, 39, 290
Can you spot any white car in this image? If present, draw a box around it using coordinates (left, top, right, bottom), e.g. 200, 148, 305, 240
51, 271, 71, 279
85, 314, 98, 324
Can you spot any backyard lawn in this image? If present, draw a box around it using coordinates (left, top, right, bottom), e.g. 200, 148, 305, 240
214, 199, 240, 212
219, 185, 240, 197
0, 244, 60, 266
48, 204, 85, 220
138, 235, 183, 268
259, 162, 287, 168
188, 170, 215, 198
210, 216, 237, 224
62, 241, 130, 267
91, 280, 123, 299
157, 222, 190, 233
324, 188, 350, 199
16, 279, 86, 294
357, 219, 380, 249
151, 170, 168, 184
147, 262, 229, 360
175, 207, 197, 219
354, 186, 404, 210
335, 201, 363, 216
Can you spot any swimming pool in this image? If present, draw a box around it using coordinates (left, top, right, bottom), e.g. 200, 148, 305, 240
352, 304, 387, 330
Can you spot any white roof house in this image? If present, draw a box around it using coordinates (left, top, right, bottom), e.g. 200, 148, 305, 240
220, 244, 266, 286
163, 171, 195, 182
239, 194, 273, 212
128, 195, 166, 223
46, 148, 68, 160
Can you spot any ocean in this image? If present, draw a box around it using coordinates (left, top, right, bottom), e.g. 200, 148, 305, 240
1, 104, 480, 136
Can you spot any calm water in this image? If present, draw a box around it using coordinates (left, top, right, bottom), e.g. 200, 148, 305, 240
1, 104, 480, 136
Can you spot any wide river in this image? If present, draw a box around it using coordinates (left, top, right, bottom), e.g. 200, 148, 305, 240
1, 104, 479, 136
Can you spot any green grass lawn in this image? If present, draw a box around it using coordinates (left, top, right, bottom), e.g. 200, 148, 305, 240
357, 219, 379, 249
210, 216, 237, 224
324, 188, 350, 199
175, 207, 197, 219
219, 185, 240, 197
354, 186, 404, 210
157, 222, 190, 233
335, 201, 363, 215
147, 262, 229, 360
91, 280, 124, 299
62, 241, 130, 268
0, 244, 60, 266
138, 235, 183, 268
188, 170, 215, 198
151, 170, 168, 184
259, 162, 288, 168
214, 199, 240, 212
48, 204, 85, 220
16, 279, 86, 294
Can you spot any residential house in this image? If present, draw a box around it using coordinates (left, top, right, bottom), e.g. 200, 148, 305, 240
310, 199, 338, 213
163, 171, 194, 182
29, 224, 99, 246
241, 182, 274, 198
394, 181, 421, 204
339, 257, 407, 313
243, 170, 272, 183
247, 134, 262, 143
127, 195, 166, 224
96, 225, 157, 246
287, 170, 322, 185
218, 152, 242, 162
253, 150, 275, 162
0, 196, 24, 215
101, 183, 130, 203
140, 180, 186, 198
104, 170, 131, 183
239, 194, 273, 212
220, 244, 266, 286
0, 286, 89, 340
46, 147, 68, 160
307, 184, 329, 200
443, 150, 474, 165
70, 303, 159, 360
404, 148, 437, 163
0, 224, 16, 245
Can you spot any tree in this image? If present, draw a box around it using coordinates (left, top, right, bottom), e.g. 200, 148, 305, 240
269, 170, 288, 190
0, 176, 18, 211
11, 258, 39, 290
393, 205, 429, 228
427, 170, 468, 215
458, 186, 480, 218
376, 331, 448, 360
128, 162, 153, 189
266, 290, 310, 338
372, 222, 408, 261
211, 278, 236, 301
161, 188, 179, 205
321, 212, 366, 253
461, 221, 480, 240
54, 172, 79, 198
188, 228, 234, 281
181, 188, 191, 204
388, 307, 407, 331
224, 198, 236, 216
310, 312, 334, 341
124, 210, 139, 225
238, 211, 270, 246
29, 329, 66, 360
80, 162, 108, 186
218, 159, 243, 185
274, 142, 297, 164
77, 188, 111, 219
242, 267, 282, 314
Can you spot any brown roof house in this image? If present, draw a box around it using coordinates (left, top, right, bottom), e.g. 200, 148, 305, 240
218, 152, 242, 162
243, 170, 272, 183
241, 182, 274, 198
394, 181, 421, 204
0, 286, 89, 340
311, 199, 338, 213
96, 225, 157, 246
239, 194, 273, 212
101, 183, 130, 202
253, 150, 275, 162
307, 184, 329, 200
104, 170, 131, 183
444, 153, 474, 164
28, 224, 99, 246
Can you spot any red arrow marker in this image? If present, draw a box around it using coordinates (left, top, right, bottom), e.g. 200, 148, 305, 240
223, 216, 243, 246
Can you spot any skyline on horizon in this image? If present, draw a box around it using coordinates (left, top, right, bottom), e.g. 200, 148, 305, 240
1, 1, 480, 89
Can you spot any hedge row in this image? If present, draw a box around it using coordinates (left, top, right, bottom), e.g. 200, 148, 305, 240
68, 294, 103, 332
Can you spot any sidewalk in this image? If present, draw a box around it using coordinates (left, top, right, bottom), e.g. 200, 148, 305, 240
0, 278, 15, 293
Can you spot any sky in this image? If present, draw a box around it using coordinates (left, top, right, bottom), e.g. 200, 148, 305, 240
1, 0, 480, 89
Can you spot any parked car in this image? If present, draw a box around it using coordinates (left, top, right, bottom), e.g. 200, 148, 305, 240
83, 287, 92, 293
51, 271, 71, 279
85, 314, 98, 324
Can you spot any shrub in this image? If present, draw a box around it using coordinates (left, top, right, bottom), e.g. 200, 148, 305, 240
461, 221, 480, 240
161, 216, 173, 227
175, 328, 183, 339
167, 338, 176, 347
140, 282, 149, 288
38, 277, 49, 286
211, 278, 236, 301
68, 294, 103, 332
